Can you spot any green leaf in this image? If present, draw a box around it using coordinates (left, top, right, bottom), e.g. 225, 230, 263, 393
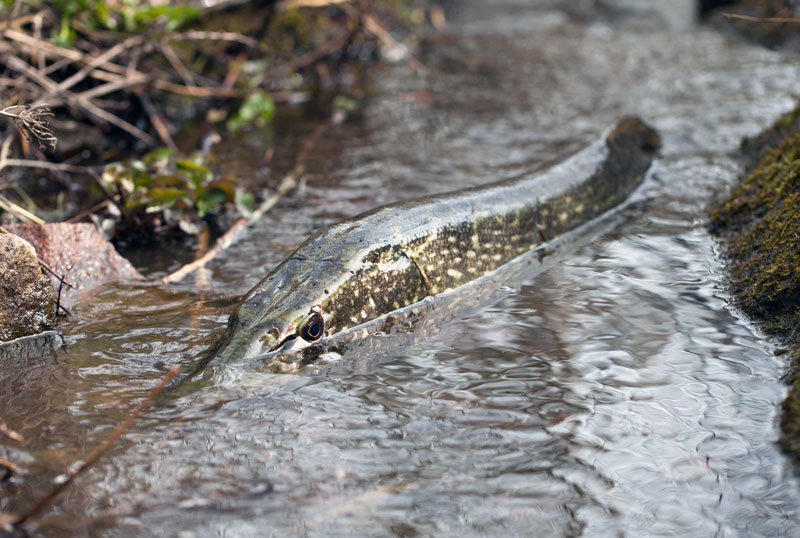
196, 199, 210, 219
235, 189, 256, 218
196, 187, 228, 217
133, 171, 153, 189
207, 180, 236, 202
333, 95, 358, 113
152, 174, 189, 190
227, 91, 275, 132
149, 187, 186, 206
54, 14, 76, 48
144, 147, 173, 171
175, 159, 210, 174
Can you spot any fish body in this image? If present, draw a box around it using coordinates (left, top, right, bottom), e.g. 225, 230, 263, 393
210, 118, 660, 366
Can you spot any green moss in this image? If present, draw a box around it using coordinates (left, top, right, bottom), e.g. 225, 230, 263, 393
740, 105, 800, 173
711, 104, 800, 456
712, 123, 800, 324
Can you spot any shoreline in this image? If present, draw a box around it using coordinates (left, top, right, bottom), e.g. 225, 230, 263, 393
710, 103, 800, 457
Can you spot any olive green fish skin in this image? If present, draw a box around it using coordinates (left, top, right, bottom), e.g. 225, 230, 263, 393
217, 118, 660, 363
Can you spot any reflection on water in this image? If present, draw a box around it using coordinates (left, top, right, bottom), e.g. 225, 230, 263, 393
3, 1, 800, 536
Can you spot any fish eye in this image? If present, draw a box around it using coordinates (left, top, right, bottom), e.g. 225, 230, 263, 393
300, 312, 324, 342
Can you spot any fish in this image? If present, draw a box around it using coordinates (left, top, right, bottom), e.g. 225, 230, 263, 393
203, 117, 660, 371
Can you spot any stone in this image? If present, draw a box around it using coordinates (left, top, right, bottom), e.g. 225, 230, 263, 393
4, 223, 144, 310
0, 232, 56, 341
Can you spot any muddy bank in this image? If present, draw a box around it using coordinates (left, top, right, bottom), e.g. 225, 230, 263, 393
710, 104, 800, 457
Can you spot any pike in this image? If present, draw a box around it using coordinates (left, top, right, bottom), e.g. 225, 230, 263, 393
203, 117, 659, 370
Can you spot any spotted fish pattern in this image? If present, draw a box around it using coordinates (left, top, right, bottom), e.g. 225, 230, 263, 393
213, 118, 660, 363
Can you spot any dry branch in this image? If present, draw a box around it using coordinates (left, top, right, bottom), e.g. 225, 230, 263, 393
11, 365, 180, 528
722, 12, 800, 23
0, 194, 44, 225
280, 0, 352, 9
1, 53, 157, 144
0, 158, 94, 174
0, 420, 24, 444
266, 26, 352, 80
168, 30, 265, 52
0, 457, 20, 475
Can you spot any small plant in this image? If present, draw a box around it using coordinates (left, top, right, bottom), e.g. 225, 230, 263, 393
98, 147, 255, 239
25, 0, 202, 47
226, 91, 276, 132
0, 105, 57, 151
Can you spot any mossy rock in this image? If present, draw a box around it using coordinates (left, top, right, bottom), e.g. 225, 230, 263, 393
739, 105, 800, 173
711, 104, 800, 457
712, 123, 800, 324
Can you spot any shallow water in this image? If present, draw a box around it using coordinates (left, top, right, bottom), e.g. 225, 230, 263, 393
3, 1, 800, 536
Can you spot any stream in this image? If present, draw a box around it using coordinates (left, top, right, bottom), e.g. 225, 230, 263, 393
3, 1, 800, 536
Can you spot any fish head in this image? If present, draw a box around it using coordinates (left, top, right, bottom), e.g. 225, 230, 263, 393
222, 254, 350, 361
220, 259, 340, 360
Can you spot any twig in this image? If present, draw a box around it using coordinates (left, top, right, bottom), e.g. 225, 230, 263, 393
51, 35, 145, 95
280, 0, 351, 8
0, 158, 92, 174
66, 199, 110, 223
139, 94, 177, 151
38, 262, 76, 290
160, 121, 331, 284
159, 40, 195, 88
33, 10, 44, 71
0, 135, 12, 170
0, 457, 20, 479
722, 12, 800, 23
0, 458, 19, 473
2, 53, 157, 144
54, 274, 66, 317
10, 0, 23, 18
2, 32, 248, 100
88, 168, 126, 216
168, 31, 266, 52
11, 366, 181, 528
54, 299, 74, 319
265, 27, 352, 80
277, 0, 425, 77
0, 194, 45, 225
0, 420, 24, 443
341, 3, 427, 77
76, 73, 149, 101
3, 29, 95, 66
2, 30, 248, 98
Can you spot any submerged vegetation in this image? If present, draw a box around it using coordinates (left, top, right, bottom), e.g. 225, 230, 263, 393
711, 104, 800, 457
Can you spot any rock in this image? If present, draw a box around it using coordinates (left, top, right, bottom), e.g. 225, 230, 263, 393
0, 330, 62, 361
4, 223, 144, 310
0, 232, 56, 341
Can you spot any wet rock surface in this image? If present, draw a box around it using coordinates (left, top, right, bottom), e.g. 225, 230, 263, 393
4, 223, 143, 310
0, 232, 55, 342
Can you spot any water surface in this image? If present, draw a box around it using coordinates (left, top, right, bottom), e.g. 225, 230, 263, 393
3, 1, 800, 536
